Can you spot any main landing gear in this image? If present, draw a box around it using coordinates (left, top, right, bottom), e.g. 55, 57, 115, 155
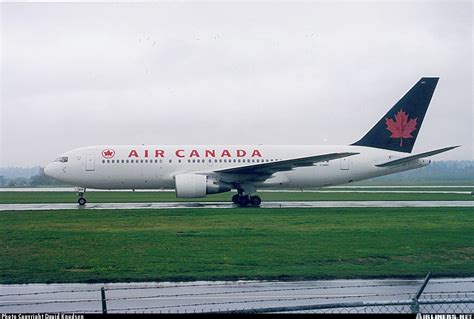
77, 188, 87, 206
232, 194, 261, 207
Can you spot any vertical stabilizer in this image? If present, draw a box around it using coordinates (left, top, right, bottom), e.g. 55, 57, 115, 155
352, 77, 439, 153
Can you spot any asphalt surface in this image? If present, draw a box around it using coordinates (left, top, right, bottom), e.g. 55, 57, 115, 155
0, 200, 473, 211
0, 278, 472, 313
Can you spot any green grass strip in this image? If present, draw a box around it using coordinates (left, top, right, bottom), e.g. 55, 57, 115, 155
1, 207, 472, 284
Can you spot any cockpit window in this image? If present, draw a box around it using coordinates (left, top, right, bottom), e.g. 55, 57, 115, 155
55, 157, 68, 163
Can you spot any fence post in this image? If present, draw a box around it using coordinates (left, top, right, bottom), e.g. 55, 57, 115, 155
101, 287, 108, 314
411, 272, 431, 314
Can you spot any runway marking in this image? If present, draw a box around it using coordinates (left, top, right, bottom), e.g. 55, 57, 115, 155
0, 201, 472, 211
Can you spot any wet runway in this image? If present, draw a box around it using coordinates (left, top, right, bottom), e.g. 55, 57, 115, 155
0, 278, 472, 313
0, 200, 473, 211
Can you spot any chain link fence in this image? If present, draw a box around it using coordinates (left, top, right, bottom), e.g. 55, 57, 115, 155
1, 273, 472, 314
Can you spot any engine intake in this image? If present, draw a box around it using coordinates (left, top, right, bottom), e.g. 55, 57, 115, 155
175, 173, 231, 198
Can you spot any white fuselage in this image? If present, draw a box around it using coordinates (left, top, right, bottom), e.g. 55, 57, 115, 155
44, 145, 428, 191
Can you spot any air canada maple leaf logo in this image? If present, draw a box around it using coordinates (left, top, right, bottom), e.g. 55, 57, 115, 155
102, 149, 115, 159
385, 110, 418, 147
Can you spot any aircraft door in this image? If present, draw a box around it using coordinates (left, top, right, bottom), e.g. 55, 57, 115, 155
340, 158, 350, 170
86, 154, 95, 171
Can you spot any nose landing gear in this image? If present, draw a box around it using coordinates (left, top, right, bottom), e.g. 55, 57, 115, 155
76, 187, 87, 206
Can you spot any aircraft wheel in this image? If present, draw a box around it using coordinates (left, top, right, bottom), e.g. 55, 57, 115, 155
250, 196, 261, 207
232, 194, 240, 204
78, 197, 87, 206
238, 195, 249, 207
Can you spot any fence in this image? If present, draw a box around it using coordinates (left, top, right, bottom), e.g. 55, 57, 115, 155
0, 273, 472, 314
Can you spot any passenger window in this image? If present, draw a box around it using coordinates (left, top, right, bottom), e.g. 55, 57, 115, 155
102, 160, 105, 163
169, 159, 172, 163
126, 160, 129, 163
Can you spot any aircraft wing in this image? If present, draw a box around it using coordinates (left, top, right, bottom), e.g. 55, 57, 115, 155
375, 145, 460, 167
212, 152, 359, 176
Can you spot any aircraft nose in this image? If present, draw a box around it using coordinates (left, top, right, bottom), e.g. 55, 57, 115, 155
44, 163, 52, 177
44, 163, 57, 178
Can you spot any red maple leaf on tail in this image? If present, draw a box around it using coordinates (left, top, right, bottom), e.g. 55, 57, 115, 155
385, 110, 418, 147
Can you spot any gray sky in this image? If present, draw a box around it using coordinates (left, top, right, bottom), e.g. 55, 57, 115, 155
1, 1, 472, 167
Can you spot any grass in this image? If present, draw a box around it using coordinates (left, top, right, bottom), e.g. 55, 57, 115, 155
1, 207, 473, 284
0, 190, 473, 204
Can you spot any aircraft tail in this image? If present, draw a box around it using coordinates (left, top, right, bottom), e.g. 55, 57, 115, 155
352, 77, 439, 153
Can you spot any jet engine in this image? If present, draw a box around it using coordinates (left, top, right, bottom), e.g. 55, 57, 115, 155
175, 173, 231, 198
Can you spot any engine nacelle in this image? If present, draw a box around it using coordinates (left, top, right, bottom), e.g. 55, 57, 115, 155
175, 173, 231, 198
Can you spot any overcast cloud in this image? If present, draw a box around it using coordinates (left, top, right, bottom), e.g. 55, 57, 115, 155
1, 1, 472, 167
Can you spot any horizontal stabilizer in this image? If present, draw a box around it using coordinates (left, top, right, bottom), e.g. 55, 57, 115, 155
375, 146, 460, 167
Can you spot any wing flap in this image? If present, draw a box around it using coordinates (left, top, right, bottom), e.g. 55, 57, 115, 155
375, 146, 460, 167
214, 152, 359, 176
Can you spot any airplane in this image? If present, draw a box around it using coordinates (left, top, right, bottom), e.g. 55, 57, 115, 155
44, 77, 459, 207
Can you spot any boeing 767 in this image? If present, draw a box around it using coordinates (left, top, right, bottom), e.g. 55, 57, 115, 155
45, 77, 459, 206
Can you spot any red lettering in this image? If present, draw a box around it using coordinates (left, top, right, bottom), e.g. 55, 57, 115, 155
251, 150, 262, 157
144, 150, 149, 158
205, 150, 216, 157
236, 150, 246, 157
221, 149, 231, 157
155, 150, 164, 158
128, 150, 139, 158
175, 150, 185, 158
190, 149, 200, 157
